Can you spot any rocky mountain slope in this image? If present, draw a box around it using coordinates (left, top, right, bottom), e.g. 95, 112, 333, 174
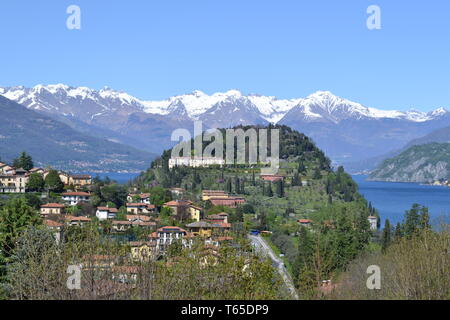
0, 96, 155, 172
369, 143, 450, 183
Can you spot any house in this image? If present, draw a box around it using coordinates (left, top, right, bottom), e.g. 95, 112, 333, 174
186, 221, 217, 238
112, 220, 156, 232
40, 203, 66, 216
368, 216, 378, 231
29, 167, 45, 175
126, 193, 151, 204
202, 190, 229, 201
0, 168, 29, 193
65, 215, 92, 226
261, 175, 284, 182
209, 196, 246, 208
129, 242, 157, 262
43, 219, 64, 244
126, 215, 152, 223
188, 205, 203, 222
0, 163, 15, 175
163, 200, 203, 221
149, 226, 194, 251
43, 171, 70, 185
168, 157, 225, 169
206, 212, 229, 224
70, 174, 92, 187
126, 203, 156, 215
62, 192, 91, 206
96, 206, 119, 221
298, 219, 312, 227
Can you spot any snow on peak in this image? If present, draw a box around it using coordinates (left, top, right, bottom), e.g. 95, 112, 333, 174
0, 84, 447, 124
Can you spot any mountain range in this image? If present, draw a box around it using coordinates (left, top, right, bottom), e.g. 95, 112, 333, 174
1, 84, 449, 170
0, 95, 155, 173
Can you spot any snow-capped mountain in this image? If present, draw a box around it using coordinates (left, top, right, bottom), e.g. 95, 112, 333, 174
1, 84, 446, 125
1, 84, 449, 165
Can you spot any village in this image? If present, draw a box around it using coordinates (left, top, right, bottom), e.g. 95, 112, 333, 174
0, 152, 380, 296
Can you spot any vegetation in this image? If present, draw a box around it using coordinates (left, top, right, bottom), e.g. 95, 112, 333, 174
370, 142, 450, 183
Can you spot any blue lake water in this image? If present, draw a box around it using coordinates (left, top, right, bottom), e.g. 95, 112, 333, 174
87, 172, 140, 184
353, 175, 450, 226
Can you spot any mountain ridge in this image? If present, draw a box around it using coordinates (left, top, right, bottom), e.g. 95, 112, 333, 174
2, 84, 449, 163
0, 95, 155, 172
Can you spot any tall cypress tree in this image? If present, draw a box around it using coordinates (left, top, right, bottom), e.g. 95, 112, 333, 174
381, 219, 392, 253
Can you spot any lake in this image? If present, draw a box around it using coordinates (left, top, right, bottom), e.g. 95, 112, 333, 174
353, 175, 450, 227
87, 172, 141, 184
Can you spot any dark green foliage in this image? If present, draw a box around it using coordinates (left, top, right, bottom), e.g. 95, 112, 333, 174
26, 173, 45, 192
0, 198, 41, 284
381, 219, 392, 252
44, 170, 64, 193
275, 179, 285, 198
13, 152, 33, 171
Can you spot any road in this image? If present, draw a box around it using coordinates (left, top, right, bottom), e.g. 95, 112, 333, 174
248, 234, 299, 300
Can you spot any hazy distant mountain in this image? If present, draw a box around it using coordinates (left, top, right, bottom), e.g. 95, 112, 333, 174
1, 85, 449, 162
369, 143, 450, 183
405, 125, 450, 148
0, 96, 155, 172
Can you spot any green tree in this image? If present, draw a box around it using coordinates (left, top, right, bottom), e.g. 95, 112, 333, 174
381, 219, 392, 253
44, 170, 64, 193
312, 167, 322, 180
292, 171, 301, 186
226, 178, 232, 193
404, 204, 422, 237
26, 173, 45, 192
13, 152, 34, 171
0, 198, 41, 282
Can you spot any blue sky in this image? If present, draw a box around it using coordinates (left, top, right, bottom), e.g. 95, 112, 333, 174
0, 0, 449, 111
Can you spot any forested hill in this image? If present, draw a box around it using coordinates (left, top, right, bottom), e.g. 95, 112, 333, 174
370, 143, 450, 183
0, 96, 155, 172
134, 125, 379, 298
150, 125, 331, 173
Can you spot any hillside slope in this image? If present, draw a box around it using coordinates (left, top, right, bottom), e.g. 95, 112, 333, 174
369, 143, 450, 183
0, 96, 155, 172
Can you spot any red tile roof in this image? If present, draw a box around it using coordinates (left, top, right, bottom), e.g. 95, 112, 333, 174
44, 219, 64, 228
62, 192, 91, 196
41, 203, 65, 209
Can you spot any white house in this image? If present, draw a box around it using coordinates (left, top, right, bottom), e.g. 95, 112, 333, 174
168, 157, 225, 169
96, 207, 119, 221
368, 216, 378, 231
62, 192, 91, 206
149, 226, 193, 251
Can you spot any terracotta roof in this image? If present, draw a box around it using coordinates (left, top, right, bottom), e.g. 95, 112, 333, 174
164, 200, 192, 207
126, 215, 151, 222
97, 207, 118, 213
126, 203, 148, 207
186, 221, 215, 228
62, 192, 91, 196
71, 174, 92, 179
41, 203, 65, 209
157, 226, 188, 233
44, 219, 64, 228
65, 215, 91, 222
